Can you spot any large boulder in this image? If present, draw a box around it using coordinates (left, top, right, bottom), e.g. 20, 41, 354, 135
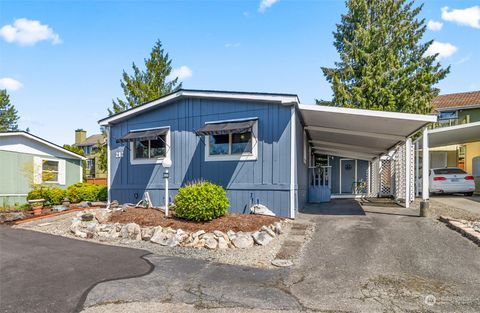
232, 233, 254, 249
252, 231, 274, 246
217, 237, 229, 249
0, 212, 25, 223
150, 230, 171, 245
203, 233, 218, 250
120, 223, 142, 241
141, 227, 154, 241
249, 204, 275, 216
95, 210, 111, 223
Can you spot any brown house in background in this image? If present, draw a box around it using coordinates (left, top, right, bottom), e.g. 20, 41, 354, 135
73, 129, 107, 183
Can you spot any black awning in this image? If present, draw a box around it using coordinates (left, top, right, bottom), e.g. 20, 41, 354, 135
195, 119, 256, 136
116, 128, 168, 143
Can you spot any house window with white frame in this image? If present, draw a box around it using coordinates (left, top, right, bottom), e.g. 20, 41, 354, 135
42, 160, 59, 183
209, 132, 253, 156
133, 136, 166, 160
200, 119, 258, 161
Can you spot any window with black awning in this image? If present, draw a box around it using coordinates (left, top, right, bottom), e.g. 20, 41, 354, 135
195, 119, 256, 136
116, 128, 168, 143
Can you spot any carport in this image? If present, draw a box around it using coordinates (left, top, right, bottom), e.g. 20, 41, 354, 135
414, 121, 480, 195
298, 104, 437, 208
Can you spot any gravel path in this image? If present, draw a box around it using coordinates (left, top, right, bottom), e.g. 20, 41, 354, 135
14, 210, 294, 269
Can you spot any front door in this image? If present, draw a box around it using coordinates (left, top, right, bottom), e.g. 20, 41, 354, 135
340, 159, 356, 194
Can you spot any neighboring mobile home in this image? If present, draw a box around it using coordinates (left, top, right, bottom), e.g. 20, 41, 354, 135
0, 131, 85, 206
99, 89, 436, 218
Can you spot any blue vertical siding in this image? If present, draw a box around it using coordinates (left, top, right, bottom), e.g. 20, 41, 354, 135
295, 109, 308, 212
109, 98, 293, 217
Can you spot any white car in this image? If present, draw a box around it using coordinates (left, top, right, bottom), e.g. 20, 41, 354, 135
428, 168, 475, 196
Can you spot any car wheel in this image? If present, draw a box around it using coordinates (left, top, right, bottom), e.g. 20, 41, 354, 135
464, 192, 474, 197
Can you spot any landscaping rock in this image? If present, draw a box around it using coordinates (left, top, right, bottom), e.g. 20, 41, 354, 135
109, 200, 119, 209
141, 227, 154, 241
192, 230, 205, 238
273, 222, 283, 235
250, 204, 276, 216
227, 230, 237, 241
74, 229, 87, 239
261, 225, 276, 238
232, 233, 254, 249
120, 223, 142, 241
217, 237, 229, 249
271, 259, 294, 267
150, 231, 170, 246
91, 201, 107, 208
85, 222, 97, 233
0, 212, 25, 223
183, 235, 199, 248
70, 218, 81, 233
77, 201, 90, 209
203, 233, 218, 250
252, 231, 274, 246
81, 213, 94, 222
52, 205, 68, 212
94, 210, 111, 223
166, 235, 180, 247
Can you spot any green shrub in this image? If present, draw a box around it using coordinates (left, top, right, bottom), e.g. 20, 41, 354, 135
27, 186, 66, 205
97, 186, 108, 201
174, 181, 229, 222
27, 186, 44, 201
66, 183, 100, 203
45, 187, 66, 205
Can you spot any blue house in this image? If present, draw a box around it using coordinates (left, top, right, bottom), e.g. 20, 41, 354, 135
99, 89, 436, 218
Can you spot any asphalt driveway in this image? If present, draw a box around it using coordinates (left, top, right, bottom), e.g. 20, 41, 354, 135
0, 226, 152, 313
82, 200, 480, 312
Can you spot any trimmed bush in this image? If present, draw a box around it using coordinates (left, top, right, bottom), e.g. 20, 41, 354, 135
97, 186, 108, 201
66, 183, 102, 203
27, 186, 66, 205
174, 181, 229, 222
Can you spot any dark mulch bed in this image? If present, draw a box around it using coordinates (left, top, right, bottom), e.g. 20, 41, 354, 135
108, 207, 281, 232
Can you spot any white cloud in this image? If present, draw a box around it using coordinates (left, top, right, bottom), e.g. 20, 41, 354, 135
426, 41, 458, 59
441, 6, 480, 29
225, 42, 240, 48
0, 77, 23, 91
258, 0, 278, 13
427, 20, 443, 31
169, 65, 193, 81
0, 18, 61, 46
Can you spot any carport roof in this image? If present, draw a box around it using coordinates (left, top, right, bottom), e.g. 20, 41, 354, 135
417, 121, 480, 148
299, 104, 437, 160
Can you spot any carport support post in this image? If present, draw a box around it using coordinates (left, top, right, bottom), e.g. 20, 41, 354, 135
415, 141, 420, 197
420, 127, 429, 217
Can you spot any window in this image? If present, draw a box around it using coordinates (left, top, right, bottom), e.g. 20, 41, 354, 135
205, 121, 257, 161
433, 168, 466, 175
128, 128, 170, 165
133, 137, 166, 159
42, 160, 59, 183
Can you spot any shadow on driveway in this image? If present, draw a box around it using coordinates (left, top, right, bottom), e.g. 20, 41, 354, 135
0, 226, 153, 313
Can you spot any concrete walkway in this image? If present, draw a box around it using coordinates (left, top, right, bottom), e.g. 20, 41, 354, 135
0, 226, 152, 313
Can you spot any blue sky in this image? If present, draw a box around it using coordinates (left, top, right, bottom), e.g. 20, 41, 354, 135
1, 0, 479, 145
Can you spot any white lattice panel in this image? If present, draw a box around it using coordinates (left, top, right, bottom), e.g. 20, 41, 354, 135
379, 158, 392, 196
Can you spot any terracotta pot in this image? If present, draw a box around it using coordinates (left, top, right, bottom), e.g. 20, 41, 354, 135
32, 207, 42, 216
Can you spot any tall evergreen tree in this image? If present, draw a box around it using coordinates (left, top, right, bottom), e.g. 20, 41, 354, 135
109, 40, 182, 115
322, 0, 449, 114
0, 89, 19, 131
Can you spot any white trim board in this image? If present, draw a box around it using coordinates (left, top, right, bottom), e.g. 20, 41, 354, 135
99, 90, 299, 126
289, 106, 296, 219
0, 132, 85, 160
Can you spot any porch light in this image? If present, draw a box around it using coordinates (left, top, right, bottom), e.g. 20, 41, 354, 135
162, 157, 172, 216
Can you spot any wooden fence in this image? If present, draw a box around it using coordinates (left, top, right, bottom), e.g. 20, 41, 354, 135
86, 178, 107, 185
